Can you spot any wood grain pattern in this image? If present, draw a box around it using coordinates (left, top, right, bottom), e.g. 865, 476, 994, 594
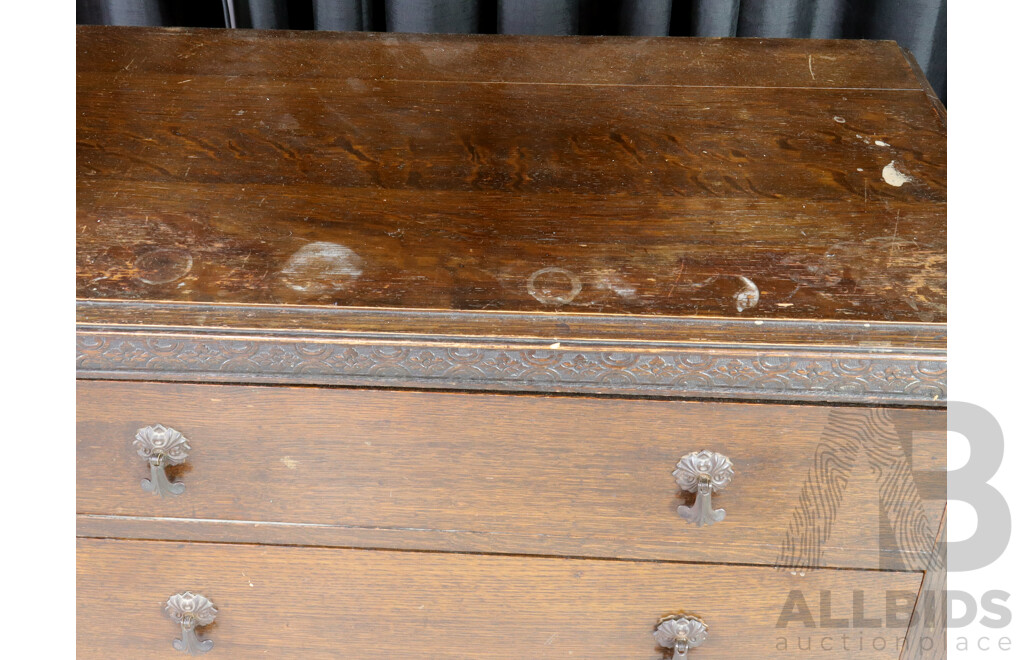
78, 537, 923, 658
77, 26, 945, 325
78, 381, 945, 569
898, 46, 946, 128
902, 508, 946, 660
78, 28, 926, 90
77, 300, 948, 350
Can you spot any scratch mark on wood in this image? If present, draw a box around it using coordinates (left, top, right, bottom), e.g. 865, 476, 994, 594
666, 260, 687, 298
888, 210, 901, 267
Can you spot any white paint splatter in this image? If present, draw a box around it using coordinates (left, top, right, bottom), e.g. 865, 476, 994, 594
833, 116, 846, 123
735, 276, 760, 312
281, 456, 298, 470
874, 140, 890, 147
882, 161, 913, 187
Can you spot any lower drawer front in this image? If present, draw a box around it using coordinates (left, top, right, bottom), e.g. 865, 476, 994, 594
78, 538, 922, 658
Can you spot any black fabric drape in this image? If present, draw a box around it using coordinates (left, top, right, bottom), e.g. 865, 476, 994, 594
311, 0, 375, 31
77, 0, 946, 102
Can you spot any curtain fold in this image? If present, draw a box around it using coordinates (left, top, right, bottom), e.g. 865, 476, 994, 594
691, 0, 741, 37
77, 0, 166, 26
387, 0, 479, 33
620, 0, 674, 36
77, 0, 946, 102
234, 0, 290, 29
498, 0, 579, 36
311, 0, 374, 31
737, 0, 813, 38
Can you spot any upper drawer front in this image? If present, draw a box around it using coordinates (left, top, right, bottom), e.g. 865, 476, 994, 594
78, 538, 923, 659
77, 381, 945, 569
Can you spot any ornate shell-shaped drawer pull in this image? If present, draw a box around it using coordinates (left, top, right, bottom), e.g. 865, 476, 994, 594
673, 450, 734, 527
654, 615, 708, 659
165, 592, 217, 655
133, 424, 190, 497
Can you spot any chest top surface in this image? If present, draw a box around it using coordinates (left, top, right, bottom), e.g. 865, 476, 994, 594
77, 26, 945, 404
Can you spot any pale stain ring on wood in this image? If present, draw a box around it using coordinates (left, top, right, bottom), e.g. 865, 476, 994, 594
134, 248, 193, 285
526, 267, 582, 305
280, 241, 364, 294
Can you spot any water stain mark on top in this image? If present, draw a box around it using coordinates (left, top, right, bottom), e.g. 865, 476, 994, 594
281, 241, 364, 294
346, 77, 368, 93
419, 42, 479, 66
594, 269, 637, 299
882, 161, 913, 187
134, 248, 193, 285
527, 267, 582, 305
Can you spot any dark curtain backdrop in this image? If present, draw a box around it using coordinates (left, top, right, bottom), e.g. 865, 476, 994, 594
77, 0, 946, 102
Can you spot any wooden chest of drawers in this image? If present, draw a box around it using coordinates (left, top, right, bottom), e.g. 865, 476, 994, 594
77, 26, 946, 658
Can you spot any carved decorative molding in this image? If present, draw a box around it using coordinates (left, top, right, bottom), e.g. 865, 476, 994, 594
77, 330, 946, 405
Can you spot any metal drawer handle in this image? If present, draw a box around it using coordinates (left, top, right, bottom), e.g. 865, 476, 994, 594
654, 614, 708, 659
133, 424, 190, 497
165, 592, 217, 655
673, 450, 734, 527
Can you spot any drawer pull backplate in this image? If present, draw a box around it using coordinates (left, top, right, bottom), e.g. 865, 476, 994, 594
165, 591, 217, 655
133, 424, 190, 497
654, 614, 709, 659
674, 450, 734, 527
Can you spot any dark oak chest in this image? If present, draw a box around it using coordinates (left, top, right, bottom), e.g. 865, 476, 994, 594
77, 25, 946, 659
